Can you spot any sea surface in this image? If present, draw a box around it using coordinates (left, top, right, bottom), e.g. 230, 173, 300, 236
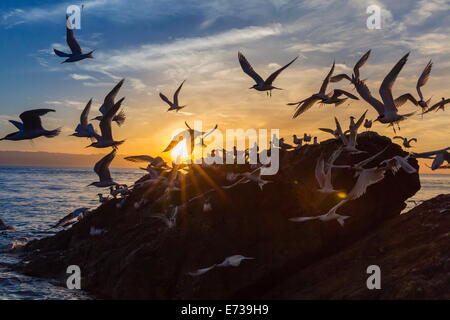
0, 166, 449, 300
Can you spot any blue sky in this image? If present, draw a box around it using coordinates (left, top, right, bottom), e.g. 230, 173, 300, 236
0, 0, 449, 165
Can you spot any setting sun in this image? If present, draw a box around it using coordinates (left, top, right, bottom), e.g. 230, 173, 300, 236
170, 140, 189, 163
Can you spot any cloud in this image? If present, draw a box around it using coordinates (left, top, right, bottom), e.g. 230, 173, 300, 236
70, 73, 97, 81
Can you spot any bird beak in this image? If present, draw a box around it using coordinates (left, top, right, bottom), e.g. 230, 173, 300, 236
248, 87, 253, 89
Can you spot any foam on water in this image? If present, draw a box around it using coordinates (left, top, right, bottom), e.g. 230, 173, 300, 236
0, 166, 448, 299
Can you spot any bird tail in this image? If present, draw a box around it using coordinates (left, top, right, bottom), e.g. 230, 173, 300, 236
335, 98, 348, 107
86, 50, 95, 58
114, 110, 126, 126
45, 128, 61, 138
337, 214, 350, 227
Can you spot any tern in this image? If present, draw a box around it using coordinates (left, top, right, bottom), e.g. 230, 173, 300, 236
163, 122, 217, 155
279, 138, 294, 150
52, 208, 89, 228
315, 147, 342, 193
331, 146, 389, 176
87, 97, 125, 149
238, 51, 298, 96
353, 53, 415, 131
91, 79, 126, 126
330, 50, 371, 83
54, 16, 94, 63
423, 97, 450, 114
380, 155, 417, 175
1, 109, 61, 141
88, 149, 119, 187
398, 60, 432, 113
334, 111, 367, 153
97, 193, 110, 203
293, 135, 303, 146
412, 147, 450, 170
393, 136, 417, 149
71, 99, 98, 139
151, 206, 179, 228
289, 62, 358, 118
364, 119, 372, 131
159, 80, 187, 112
289, 200, 350, 227
187, 264, 217, 277
216, 255, 254, 267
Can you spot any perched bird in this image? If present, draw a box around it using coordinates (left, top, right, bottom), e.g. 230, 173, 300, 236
1, 109, 60, 141
238, 51, 298, 96
52, 207, 89, 228
289, 62, 358, 118
289, 199, 350, 227
91, 79, 126, 126
97, 193, 110, 203
279, 138, 294, 150
71, 99, 98, 139
313, 137, 318, 145
293, 135, 303, 147
423, 97, 450, 114
159, 80, 187, 112
393, 136, 417, 149
88, 149, 119, 187
315, 147, 342, 193
330, 49, 371, 83
87, 98, 125, 149
303, 133, 312, 143
397, 60, 432, 113
412, 147, 450, 170
353, 53, 415, 131
54, 16, 94, 63
364, 119, 372, 130
334, 111, 367, 153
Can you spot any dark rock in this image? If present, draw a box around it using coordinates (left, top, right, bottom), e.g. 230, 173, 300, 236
18, 132, 422, 299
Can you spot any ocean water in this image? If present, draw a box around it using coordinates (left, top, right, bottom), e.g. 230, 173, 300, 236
0, 166, 449, 300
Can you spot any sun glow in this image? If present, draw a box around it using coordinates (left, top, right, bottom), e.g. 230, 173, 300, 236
336, 192, 348, 199
171, 140, 189, 163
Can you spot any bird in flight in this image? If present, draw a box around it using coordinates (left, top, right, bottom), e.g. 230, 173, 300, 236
1, 109, 60, 141
92, 79, 126, 126
330, 49, 371, 83
289, 62, 358, 118
71, 98, 98, 139
159, 80, 187, 112
393, 136, 417, 149
54, 16, 94, 63
88, 149, 119, 187
238, 51, 298, 96
353, 53, 415, 131
423, 97, 450, 114
412, 147, 450, 170
398, 60, 433, 113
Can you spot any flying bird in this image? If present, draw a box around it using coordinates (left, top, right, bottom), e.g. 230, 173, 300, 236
238, 51, 298, 96
91, 79, 126, 126
423, 97, 450, 114
401, 60, 433, 113
330, 49, 371, 83
412, 147, 450, 170
1, 109, 60, 141
353, 53, 415, 131
380, 155, 417, 175
88, 149, 119, 187
71, 99, 98, 139
315, 147, 342, 193
334, 111, 367, 153
163, 122, 218, 155
289, 62, 358, 118
53, 16, 94, 63
159, 80, 187, 112
216, 255, 254, 267
393, 136, 417, 149
52, 208, 89, 228
87, 98, 126, 149
289, 200, 350, 227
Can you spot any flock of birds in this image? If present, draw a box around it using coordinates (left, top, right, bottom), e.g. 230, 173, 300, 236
1, 16, 450, 275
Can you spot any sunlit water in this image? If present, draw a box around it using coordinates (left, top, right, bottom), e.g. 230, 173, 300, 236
0, 166, 449, 299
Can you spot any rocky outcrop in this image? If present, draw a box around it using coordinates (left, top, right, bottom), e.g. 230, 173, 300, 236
18, 132, 423, 299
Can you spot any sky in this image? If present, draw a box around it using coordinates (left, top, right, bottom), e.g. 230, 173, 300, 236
0, 0, 449, 172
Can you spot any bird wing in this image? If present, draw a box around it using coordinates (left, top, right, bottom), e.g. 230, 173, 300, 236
53, 48, 71, 57
334, 117, 349, 145
159, 92, 173, 107
354, 110, 368, 130
100, 79, 125, 115
19, 109, 55, 131
66, 18, 82, 55
332, 89, 359, 100
416, 60, 432, 100
124, 155, 155, 163
393, 136, 404, 141
353, 49, 371, 79
413, 147, 450, 158
394, 93, 418, 108
238, 52, 264, 85
393, 156, 417, 174
292, 96, 320, 118
355, 146, 388, 168
408, 138, 417, 144
379, 53, 409, 112
348, 168, 385, 200
423, 98, 450, 113
163, 134, 185, 152
202, 124, 218, 139
173, 80, 185, 106
431, 153, 446, 170
99, 97, 124, 140
8, 120, 24, 130
264, 56, 298, 85
319, 128, 335, 135
80, 99, 92, 127
319, 61, 335, 94
314, 155, 326, 188
354, 78, 384, 115
94, 149, 116, 182
330, 74, 351, 83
